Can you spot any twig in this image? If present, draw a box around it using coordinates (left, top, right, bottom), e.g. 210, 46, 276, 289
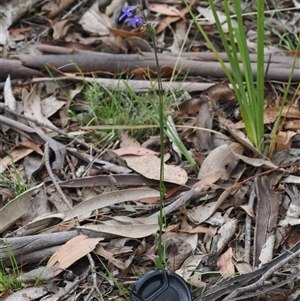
44, 142, 72, 210
65, 154, 83, 201
62, 0, 88, 20
233, 158, 300, 191
149, 188, 195, 220
84, 253, 104, 301
0, 104, 101, 153
223, 247, 300, 300
227, 270, 300, 301
57, 267, 90, 301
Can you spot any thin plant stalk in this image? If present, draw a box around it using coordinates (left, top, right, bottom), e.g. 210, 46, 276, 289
268, 36, 300, 157
145, 23, 167, 269
120, 4, 168, 268
256, 0, 265, 151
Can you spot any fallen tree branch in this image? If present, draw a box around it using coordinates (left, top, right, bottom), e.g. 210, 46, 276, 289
0, 230, 113, 267
194, 241, 300, 301
17, 52, 300, 82
1, 47, 298, 82
31, 76, 216, 92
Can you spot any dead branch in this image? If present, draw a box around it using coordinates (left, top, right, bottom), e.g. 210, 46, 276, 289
0, 230, 113, 267
1, 47, 299, 81
195, 241, 300, 301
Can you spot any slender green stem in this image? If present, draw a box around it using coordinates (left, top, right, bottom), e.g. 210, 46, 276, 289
146, 23, 166, 269
256, 0, 265, 152
268, 36, 300, 157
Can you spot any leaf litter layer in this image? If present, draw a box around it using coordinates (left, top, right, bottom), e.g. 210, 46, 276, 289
0, 0, 300, 300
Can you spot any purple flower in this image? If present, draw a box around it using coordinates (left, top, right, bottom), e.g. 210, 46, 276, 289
119, 6, 136, 21
124, 15, 145, 28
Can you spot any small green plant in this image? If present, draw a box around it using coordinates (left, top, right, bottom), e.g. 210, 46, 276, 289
266, 22, 298, 51
0, 242, 22, 293
96, 258, 130, 301
27, 4, 36, 15
265, 0, 299, 51
0, 161, 29, 200
81, 79, 176, 144
268, 47, 299, 157
123, 81, 197, 168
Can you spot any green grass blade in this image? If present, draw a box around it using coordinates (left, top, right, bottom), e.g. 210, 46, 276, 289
256, 0, 265, 151
269, 36, 300, 156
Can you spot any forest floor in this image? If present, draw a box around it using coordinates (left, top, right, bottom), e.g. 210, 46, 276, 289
1, 0, 300, 300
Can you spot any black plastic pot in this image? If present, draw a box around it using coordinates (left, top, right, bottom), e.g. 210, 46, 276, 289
130, 269, 192, 301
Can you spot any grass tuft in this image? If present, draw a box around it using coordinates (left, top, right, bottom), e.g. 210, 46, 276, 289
187, 0, 265, 153
78, 80, 177, 145
0, 242, 23, 293
0, 162, 29, 200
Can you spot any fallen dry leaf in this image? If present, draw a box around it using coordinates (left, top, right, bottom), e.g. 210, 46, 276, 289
79, 2, 111, 35
217, 247, 235, 278
217, 219, 237, 253
23, 84, 57, 133
64, 188, 160, 221
239, 205, 256, 218
41, 0, 76, 18
187, 187, 234, 225
41, 95, 65, 119
178, 97, 202, 117
51, 19, 81, 40
284, 120, 300, 130
254, 176, 281, 266
176, 254, 204, 281
113, 147, 158, 156
201, 82, 236, 105
119, 131, 140, 148
47, 235, 103, 275
4, 75, 17, 114
123, 154, 188, 185
149, 4, 183, 17
94, 244, 126, 270
193, 171, 221, 188
259, 235, 276, 265
155, 0, 196, 34
231, 106, 300, 129
79, 222, 159, 239
235, 261, 254, 275
5, 286, 49, 301
108, 26, 146, 38
276, 130, 297, 151
0, 147, 34, 173
196, 101, 214, 152
198, 142, 244, 180
179, 225, 214, 236
15, 212, 64, 236
15, 140, 44, 156
166, 237, 193, 270
0, 183, 43, 233
229, 145, 278, 170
